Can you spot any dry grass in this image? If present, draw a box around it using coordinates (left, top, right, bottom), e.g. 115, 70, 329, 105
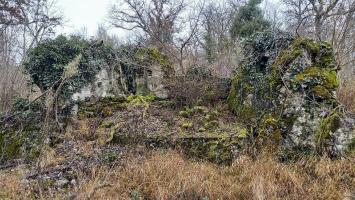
0, 167, 32, 199
0, 150, 354, 199
83, 151, 354, 200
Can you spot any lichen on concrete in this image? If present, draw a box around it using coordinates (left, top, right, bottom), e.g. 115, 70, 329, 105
228, 31, 354, 156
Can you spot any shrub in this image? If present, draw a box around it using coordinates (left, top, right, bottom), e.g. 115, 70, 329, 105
166, 67, 230, 107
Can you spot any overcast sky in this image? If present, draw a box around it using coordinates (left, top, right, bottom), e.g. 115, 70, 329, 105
56, 0, 121, 37
55, 0, 281, 38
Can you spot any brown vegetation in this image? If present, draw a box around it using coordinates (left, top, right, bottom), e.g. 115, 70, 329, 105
0, 65, 28, 112
1, 150, 354, 199
338, 79, 355, 113
166, 76, 229, 107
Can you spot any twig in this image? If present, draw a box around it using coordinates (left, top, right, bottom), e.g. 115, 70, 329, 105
0, 78, 62, 124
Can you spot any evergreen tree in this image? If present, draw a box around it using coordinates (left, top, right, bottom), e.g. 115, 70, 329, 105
230, 0, 270, 39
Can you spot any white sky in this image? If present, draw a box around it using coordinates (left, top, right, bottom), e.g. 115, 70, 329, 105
56, 0, 121, 37
55, 0, 282, 38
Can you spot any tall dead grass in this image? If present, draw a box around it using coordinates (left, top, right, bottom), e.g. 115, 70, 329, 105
0, 65, 29, 112
1, 151, 354, 199
84, 151, 354, 200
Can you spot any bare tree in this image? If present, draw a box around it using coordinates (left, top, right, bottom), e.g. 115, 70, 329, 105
109, 0, 205, 75
109, 0, 186, 48
0, 0, 63, 112
0, 0, 63, 62
282, 0, 355, 73
20, 0, 63, 58
282, 0, 312, 36
282, 0, 355, 41
199, 1, 236, 63
0, 0, 27, 26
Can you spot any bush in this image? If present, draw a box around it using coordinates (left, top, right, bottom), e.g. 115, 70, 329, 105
166, 67, 230, 107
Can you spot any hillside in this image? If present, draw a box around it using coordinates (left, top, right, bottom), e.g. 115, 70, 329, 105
1, 31, 354, 199
1, 97, 354, 199
1, 0, 355, 198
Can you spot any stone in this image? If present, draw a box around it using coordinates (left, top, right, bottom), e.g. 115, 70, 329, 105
55, 179, 69, 187
228, 31, 354, 156
72, 48, 171, 102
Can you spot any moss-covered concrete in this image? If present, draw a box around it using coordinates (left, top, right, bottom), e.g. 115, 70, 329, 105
315, 109, 342, 151
78, 96, 128, 118
227, 32, 348, 155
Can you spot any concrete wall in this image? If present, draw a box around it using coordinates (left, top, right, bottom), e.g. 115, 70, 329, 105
72, 64, 168, 101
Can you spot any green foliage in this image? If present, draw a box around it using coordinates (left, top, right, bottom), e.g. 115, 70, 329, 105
346, 137, 355, 153
228, 32, 339, 125
135, 47, 170, 67
228, 31, 342, 154
9, 96, 43, 121
0, 97, 44, 162
230, 0, 270, 39
118, 45, 173, 79
228, 31, 294, 124
315, 109, 342, 151
127, 94, 156, 106
24, 35, 116, 100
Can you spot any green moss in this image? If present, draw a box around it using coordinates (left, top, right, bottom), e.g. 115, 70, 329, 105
227, 73, 244, 113
157, 100, 175, 107
237, 128, 249, 138
78, 96, 128, 119
275, 38, 324, 68
346, 137, 355, 153
0, 130, 27, 161
293, 38, 320, 54
179, 110, 192, 118
228, 34, 342, 156
198, 127, 207, 132
193, 106, 208, 114
315, 110, 341, 147
204, 120, 219, 129
180, 136, 240, 164
239, 106, 257, 122
99, 120, 114, 128
101, 107, 113, 117
312, 85, 332, 99
258, 116, 282, 144
322, 70, 339, 89
179, 106, 210, 118
204, 113, 218, 122
127, 94, 156, 106
275, 48, 302, 66
100, 96, 127, 104
295, 67, 320, 82
294, 67, 339, 90
181, 121, 193, 129
102, 152, 119, 163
